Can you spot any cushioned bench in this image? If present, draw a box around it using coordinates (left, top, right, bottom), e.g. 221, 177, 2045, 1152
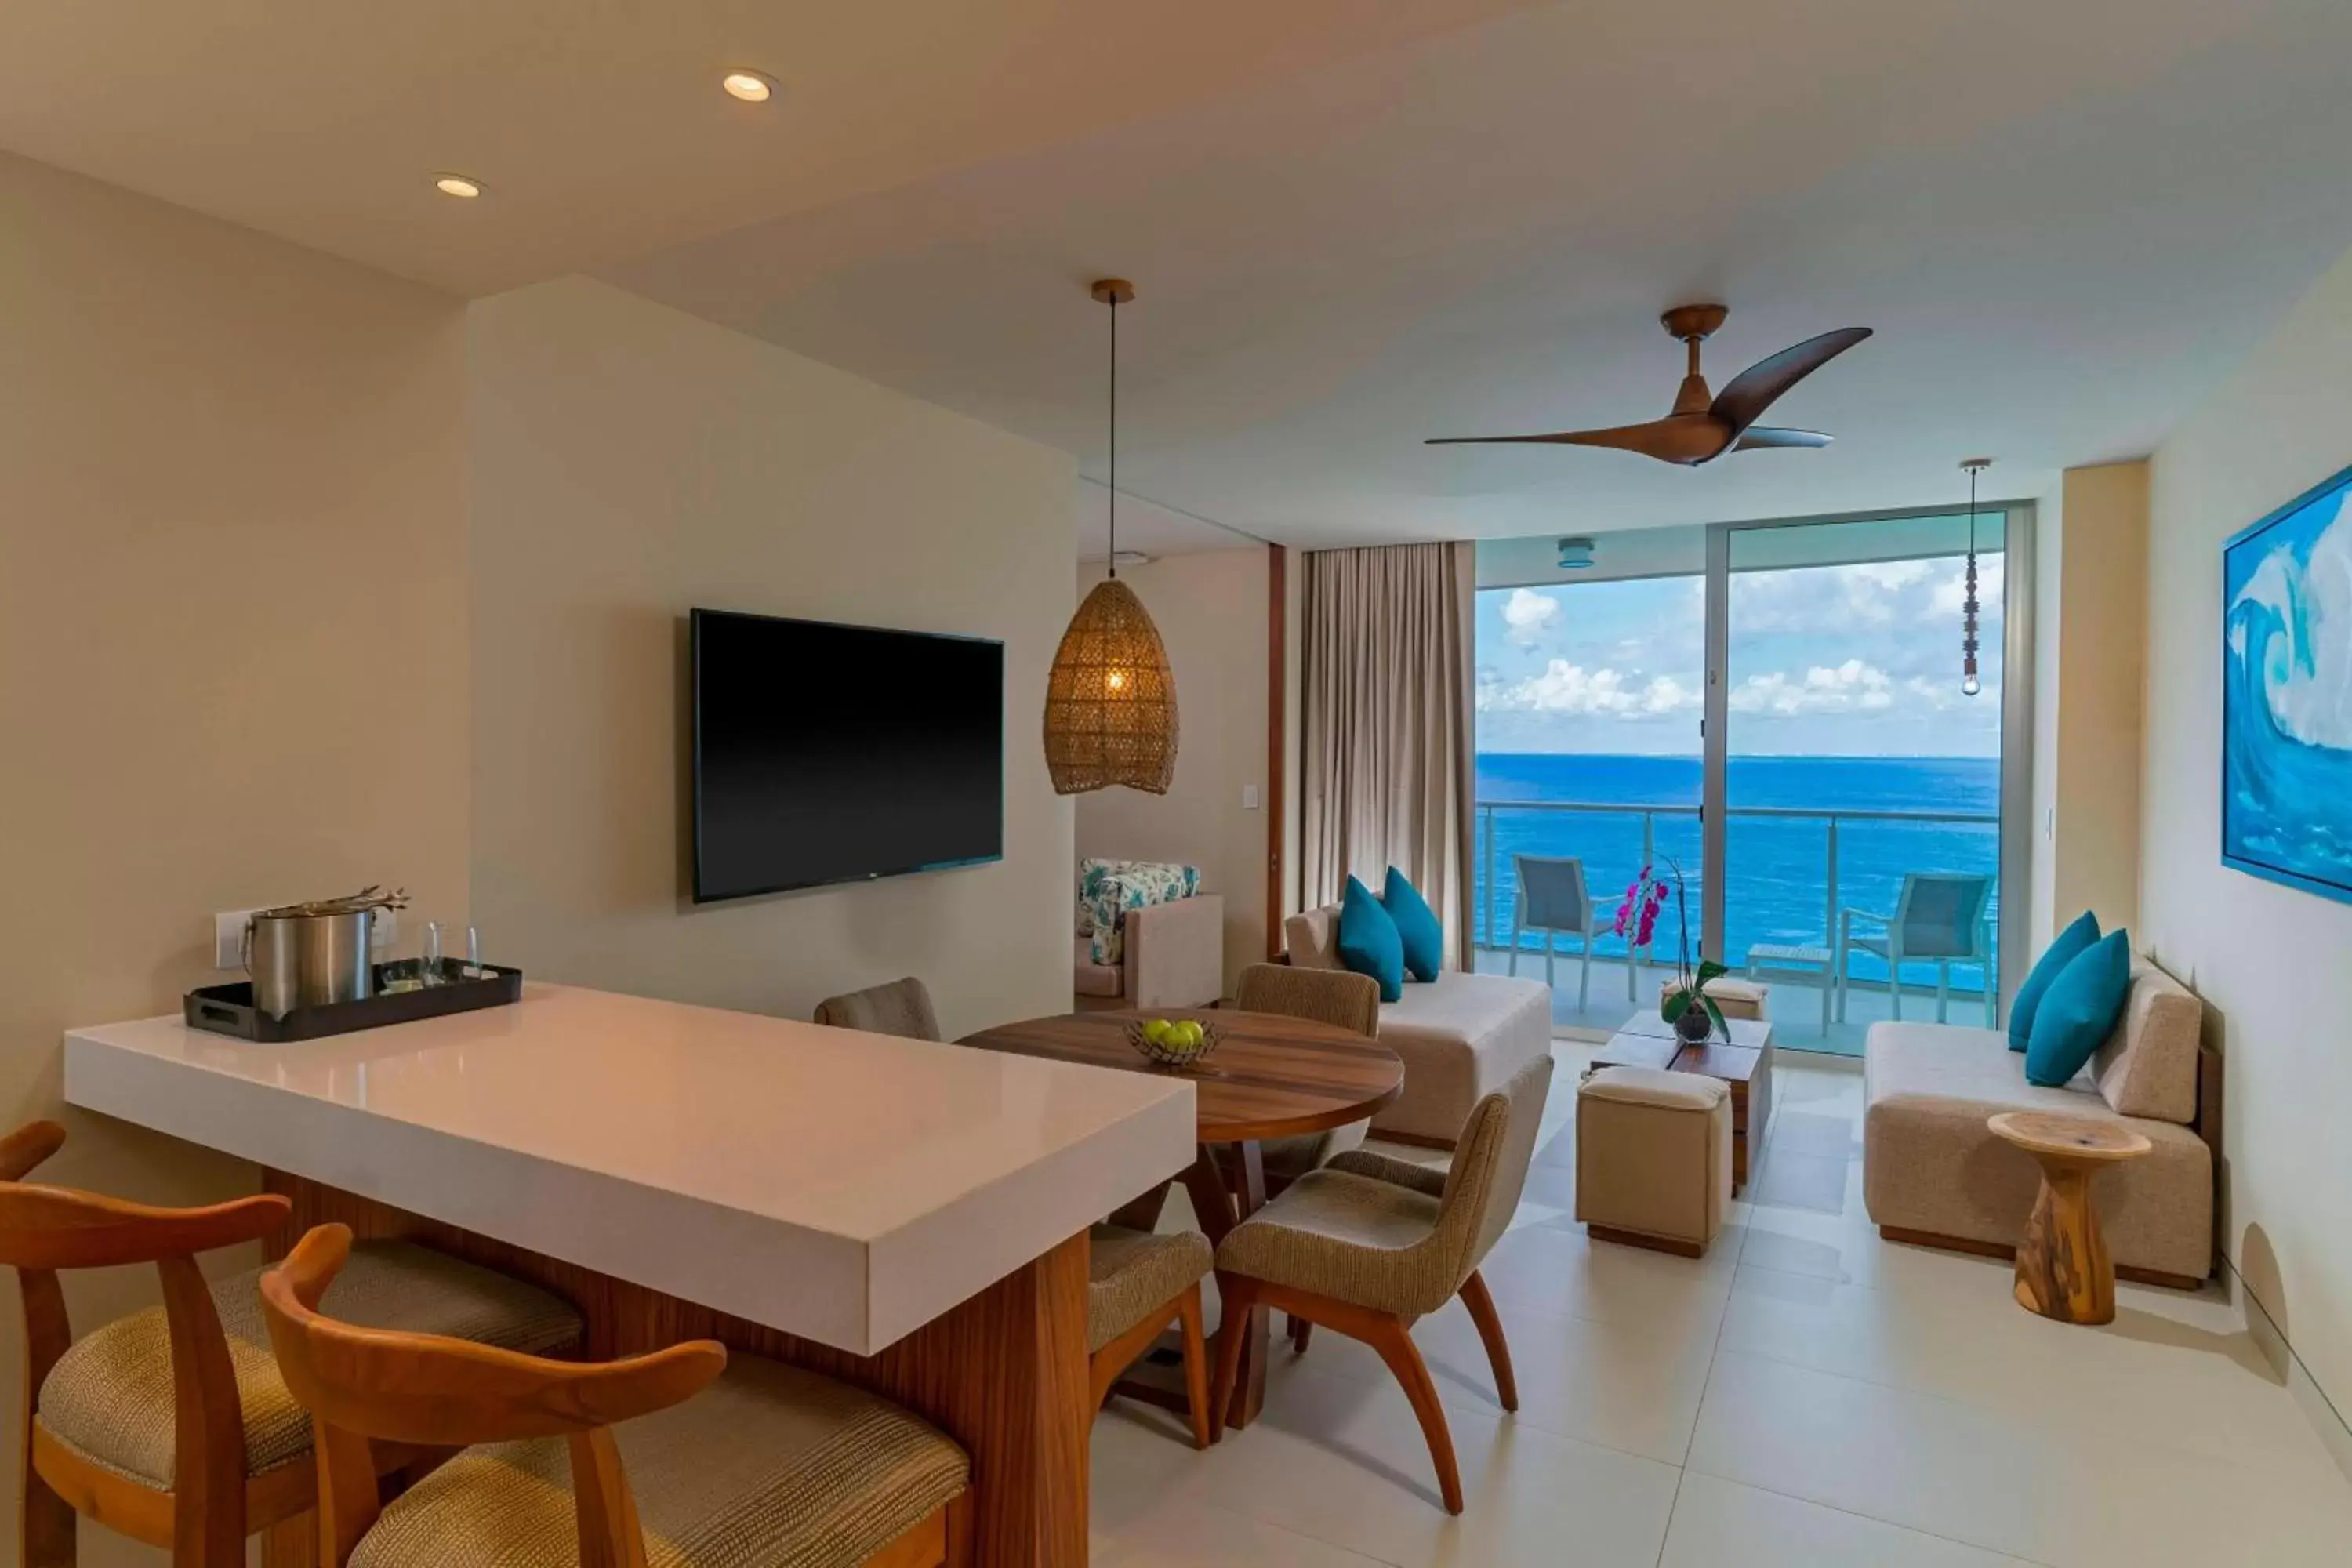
1863, 959, 2216, 1287
1284, 905, 1552, 1145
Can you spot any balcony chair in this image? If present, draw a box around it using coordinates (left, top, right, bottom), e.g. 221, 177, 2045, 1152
1209, 1057, 1555, 1514
1835, 873, 1996, 1025
1507, 855, 1630, 1013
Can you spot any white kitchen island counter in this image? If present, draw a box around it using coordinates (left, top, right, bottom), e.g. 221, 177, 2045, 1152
65, 982, 1197, 1566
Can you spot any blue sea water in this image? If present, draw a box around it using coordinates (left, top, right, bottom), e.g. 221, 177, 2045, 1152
1474, 753, 2001, 989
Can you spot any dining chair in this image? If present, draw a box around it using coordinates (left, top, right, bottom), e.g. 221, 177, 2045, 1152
1234, 964, 1381, 1189
1087, 1224, 1214, 1446
1208, 1056, 1555, 1513
815, 975, 943, 1041
1835, 873, 1997, 1025
1508, 855, 1626, 1011
257, 1223, 974, 1567
1, 1121, 582, 1568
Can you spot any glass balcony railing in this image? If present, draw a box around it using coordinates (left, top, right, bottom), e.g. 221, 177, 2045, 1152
1472, 798, 2001, 1049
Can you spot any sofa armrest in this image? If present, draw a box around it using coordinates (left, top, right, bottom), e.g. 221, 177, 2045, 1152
1123, 895, 1226, 1009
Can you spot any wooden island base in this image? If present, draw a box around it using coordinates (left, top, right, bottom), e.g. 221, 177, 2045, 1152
257, 1171, 1091, 1568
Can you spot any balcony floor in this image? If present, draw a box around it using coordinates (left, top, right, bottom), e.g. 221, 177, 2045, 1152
1472, 944, 1996, 1058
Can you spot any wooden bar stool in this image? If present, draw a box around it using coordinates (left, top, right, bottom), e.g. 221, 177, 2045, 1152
1, 1121, 582, 1568
258, 1222, 975, 1566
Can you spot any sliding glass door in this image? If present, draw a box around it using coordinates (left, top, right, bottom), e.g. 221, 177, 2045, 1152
1472, 505, 2033, 1053
1709, 514, 2013, 1054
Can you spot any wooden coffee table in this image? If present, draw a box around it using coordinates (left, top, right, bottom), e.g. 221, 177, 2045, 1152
1988, 1111, 2153, 1325
1590, 1013, 1774, 1193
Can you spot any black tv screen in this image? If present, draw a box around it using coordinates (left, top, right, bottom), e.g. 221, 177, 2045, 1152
691, 608, 1004, 903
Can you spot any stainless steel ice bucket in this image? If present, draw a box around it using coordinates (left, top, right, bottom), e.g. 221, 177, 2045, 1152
245, 909, 373, 1019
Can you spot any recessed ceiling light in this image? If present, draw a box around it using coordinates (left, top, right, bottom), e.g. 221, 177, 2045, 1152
434, 174, 484, 199
722, 71, 775, 103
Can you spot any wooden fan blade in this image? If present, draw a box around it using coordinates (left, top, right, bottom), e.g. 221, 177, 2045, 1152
1708, 328, 1871, 437
1733, 426, 1833, 452
1428, 415, 1729, 465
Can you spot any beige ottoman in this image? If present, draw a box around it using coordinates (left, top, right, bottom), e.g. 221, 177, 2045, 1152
1657, 975, 1770, 1022
1576, 1065, 1733, 1258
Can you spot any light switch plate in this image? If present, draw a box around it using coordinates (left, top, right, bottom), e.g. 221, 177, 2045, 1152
1242, 784, 1261, 809
371, 907, 398, 953
212, 910, 257, 971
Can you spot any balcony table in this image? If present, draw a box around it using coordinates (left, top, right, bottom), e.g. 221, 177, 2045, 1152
958, 1007, 1404, 1430
64, 984, 1199, 1566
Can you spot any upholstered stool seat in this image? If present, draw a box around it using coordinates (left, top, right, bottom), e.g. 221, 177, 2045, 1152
1087, 1225, 1211, 1353
344, 1356, 967, 1568
1575, 1065, 1733, 1258
38, 1240, 581, 1491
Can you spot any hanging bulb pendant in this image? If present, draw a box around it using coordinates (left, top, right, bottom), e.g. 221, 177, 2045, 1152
1959, 458, 1991, 698
1044, 280, 1179, 794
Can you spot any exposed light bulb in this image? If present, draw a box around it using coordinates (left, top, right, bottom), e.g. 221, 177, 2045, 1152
1962, 671, 1983, 698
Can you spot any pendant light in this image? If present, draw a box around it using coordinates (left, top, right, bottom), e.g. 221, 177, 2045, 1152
1959, 457, 1991, 697
1044, 279, 1178, 795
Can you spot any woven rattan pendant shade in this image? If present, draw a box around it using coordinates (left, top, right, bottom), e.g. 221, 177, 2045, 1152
1044, 277, 1178, 795
1045, 577, 1178, 794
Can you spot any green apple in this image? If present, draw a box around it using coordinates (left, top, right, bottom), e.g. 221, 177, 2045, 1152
1172, 1021, 1205, 1051
1141, 1018, 1172, 1044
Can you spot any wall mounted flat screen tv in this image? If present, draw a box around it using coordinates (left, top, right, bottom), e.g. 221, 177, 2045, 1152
691, 608, 1004, 903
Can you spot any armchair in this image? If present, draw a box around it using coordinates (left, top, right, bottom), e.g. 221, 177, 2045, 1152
1076, 892, 1226, 1011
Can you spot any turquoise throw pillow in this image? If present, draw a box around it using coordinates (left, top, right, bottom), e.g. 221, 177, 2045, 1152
1381, 866, 1443, 983
1338, 874, 1405, 1003
2009, 910, 2100, 1051
2024, 930, 2131, 1087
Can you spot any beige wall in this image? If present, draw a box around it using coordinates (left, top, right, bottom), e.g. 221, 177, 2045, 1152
1075, 549, 1272, 986
2143, 241, 2352, 1433
2028, 462, 2149, 949
0, 151, 470, 1560
468, 278, 1075, 1040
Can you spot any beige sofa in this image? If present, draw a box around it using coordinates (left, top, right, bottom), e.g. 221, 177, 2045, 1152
1284, 903, 1552, 1145
1075, 893, 1225, 1012
1863, 959, 2216, 1286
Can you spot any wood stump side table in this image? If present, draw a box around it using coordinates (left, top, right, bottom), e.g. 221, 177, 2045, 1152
1987, 1112, 2153, 1325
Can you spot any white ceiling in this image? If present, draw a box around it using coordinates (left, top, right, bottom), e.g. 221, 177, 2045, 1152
597, 0, 2352, 546
6, 2, 2350, 549
1075, 483, 1263, 563
0, 0, 1537, 296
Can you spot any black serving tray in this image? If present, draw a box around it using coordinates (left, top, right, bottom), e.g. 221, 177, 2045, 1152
184, 960, 523, 1043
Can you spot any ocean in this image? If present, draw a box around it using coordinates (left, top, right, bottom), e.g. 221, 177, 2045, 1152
1474, 753, 2001, 989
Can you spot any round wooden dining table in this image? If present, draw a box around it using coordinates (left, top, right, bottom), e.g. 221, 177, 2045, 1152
957, 1007, 1404, 1428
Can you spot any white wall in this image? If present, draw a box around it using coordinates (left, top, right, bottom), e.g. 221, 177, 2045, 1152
1075, 549, 1272, 986
2143, 241, 2352, 1430
0, 150, 471, 1563
467, 278, 1076, 1040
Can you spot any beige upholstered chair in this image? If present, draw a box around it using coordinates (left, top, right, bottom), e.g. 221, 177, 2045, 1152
814, 976, 943, 1041
1087, 1224, 1214, 1447
259, 1224, 973, 1567
0, 1122, 582, 1568
1209, 1056, 1555, 1514
1235, 964, 1382, 1190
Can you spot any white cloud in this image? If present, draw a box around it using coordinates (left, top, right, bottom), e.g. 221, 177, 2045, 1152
1480, 659, 1700, 719
1730, 659, 1895, 716
1500, 587, 1563, 647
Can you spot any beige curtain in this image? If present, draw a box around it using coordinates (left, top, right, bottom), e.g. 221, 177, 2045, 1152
1299, 540, 1477, 967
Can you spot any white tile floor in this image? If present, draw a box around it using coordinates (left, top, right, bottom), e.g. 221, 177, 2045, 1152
1088, 1050, 2352, 1566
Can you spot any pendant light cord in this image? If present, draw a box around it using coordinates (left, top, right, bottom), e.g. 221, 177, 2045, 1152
1107, 296, 1119, 579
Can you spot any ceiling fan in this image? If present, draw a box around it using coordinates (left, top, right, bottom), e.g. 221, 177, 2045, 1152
1428, 305, 1871, 466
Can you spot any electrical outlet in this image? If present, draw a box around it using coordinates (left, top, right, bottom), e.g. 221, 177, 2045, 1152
212, 909, 259, 971
371, 907, 398, 953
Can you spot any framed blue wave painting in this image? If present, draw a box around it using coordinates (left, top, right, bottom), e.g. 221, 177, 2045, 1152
2224, 462, 2352, 903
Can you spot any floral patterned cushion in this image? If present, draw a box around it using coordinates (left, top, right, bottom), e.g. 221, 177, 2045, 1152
1085, 863, 1200, 966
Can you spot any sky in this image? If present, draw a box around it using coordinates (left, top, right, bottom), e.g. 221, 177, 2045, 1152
1475, 553, 2007, 757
